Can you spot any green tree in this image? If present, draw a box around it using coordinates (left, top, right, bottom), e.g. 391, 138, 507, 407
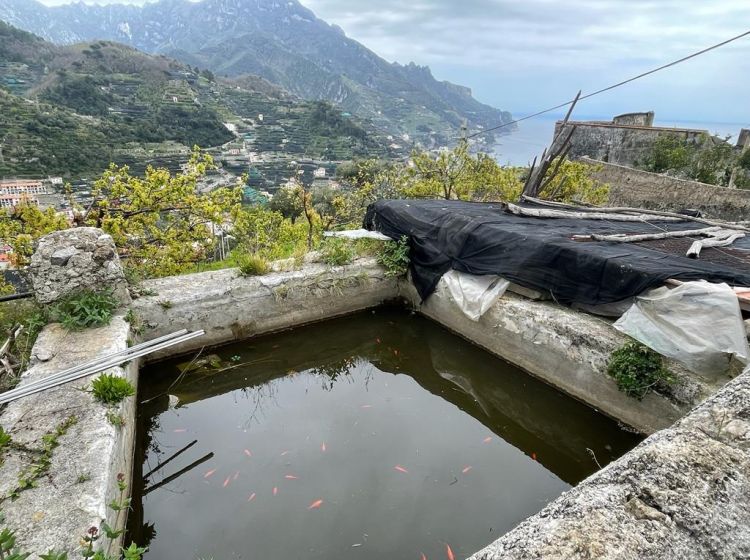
85, 148, 243, 278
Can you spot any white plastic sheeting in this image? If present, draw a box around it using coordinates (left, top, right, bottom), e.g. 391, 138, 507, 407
440, 270, 510, 322
614, 281, 750, 377
323, 229, 391, 241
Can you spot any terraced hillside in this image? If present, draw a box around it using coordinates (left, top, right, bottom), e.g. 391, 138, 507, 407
0, 21, 392, 179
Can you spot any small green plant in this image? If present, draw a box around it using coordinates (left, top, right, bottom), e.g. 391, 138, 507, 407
76, 473, 92, 484
106, 411, 124, 428
607, 340, 673, 399
157, 300, 172, 310
236, 253, 270, 277
0, 513, 30, 559
91, 374, 135, 405
51, 291, 118, 330
10, 415, 78, 501
376, 236, 410, 277
123, 310, 145, 337
320, 238, 355, 266
0, 427, 10, 451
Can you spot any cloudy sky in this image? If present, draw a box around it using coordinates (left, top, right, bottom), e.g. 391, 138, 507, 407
36, 0, 750, 126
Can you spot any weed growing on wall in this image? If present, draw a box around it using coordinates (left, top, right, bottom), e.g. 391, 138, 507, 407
607, 340, 674, 399
236, 254, 270, 277
320, 238, 354, 266
51, 291, 118, 330
91, 374, 135, 405
376, 236, 410, 277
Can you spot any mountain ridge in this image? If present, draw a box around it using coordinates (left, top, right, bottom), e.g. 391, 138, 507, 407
0, 0, 512, 147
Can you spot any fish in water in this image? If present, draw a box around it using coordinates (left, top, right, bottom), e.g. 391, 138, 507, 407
531, 452, 537, 461
233, 471, 240, 481
203, 468, 217, 479
394, 465, 409, 474
280, 450, 289, 456
285, 475, 298, 480
308, 499, 323, 510
483, 436, 492, 444
446, 544, 455, 560
222, 476, 231, 488
247, 493, 256, 502
273, 486, 279, 496
361, 405, 373, 409
376, 338, 381, 344
420, 554, 427, 560
244, 449, 252, 458
321, 442, 327, 452
173, 429, 187, 433
462, 466, 472, 474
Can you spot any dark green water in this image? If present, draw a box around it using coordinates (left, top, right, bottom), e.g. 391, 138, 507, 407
129, 308, 641, 560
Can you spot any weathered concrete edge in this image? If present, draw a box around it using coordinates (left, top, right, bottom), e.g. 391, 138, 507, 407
0, 317, 137, 556
131, 257, 400, 360
401, 279, 723, 434
467, 365, 750, 560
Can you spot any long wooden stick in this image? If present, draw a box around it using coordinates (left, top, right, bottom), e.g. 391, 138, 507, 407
506, 203, 684, 222
520, 195, 750, 232
572, 227, 722, 243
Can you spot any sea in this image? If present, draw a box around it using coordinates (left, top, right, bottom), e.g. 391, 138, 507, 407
492, 115, 750, 167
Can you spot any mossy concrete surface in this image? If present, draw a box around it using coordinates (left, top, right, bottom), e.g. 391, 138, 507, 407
131, 257, 400, 360
0, 317, 136, 556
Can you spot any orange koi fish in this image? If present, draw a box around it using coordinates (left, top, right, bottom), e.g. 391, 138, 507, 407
284, 475, 298, 480
244, 449, 252, 458
273, 486, 278, 496
203, 468, 217, 479
482, 436, 492, 444
446, 544, 455, 560
531, 452, 537, 461
420, 554, 427, 560
462, 466, 472, 474
247, 492, 256, 502
222, 476, 231, 488
394, 465, 409, 474
308, 499, 323, 510
321, 442, 327, 452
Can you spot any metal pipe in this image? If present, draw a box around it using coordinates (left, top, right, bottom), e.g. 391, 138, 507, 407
0, 330, 204, 405
0, 292, 33, 303
3, 329, 189, 397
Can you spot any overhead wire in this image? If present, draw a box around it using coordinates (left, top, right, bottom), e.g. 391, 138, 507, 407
466, 29, 750, 140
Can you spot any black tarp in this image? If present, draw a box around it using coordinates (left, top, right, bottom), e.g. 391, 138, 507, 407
364, 199, 750, 305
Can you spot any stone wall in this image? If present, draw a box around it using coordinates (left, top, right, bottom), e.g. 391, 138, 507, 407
584, 158, 750, 222
555, 121, 708, 167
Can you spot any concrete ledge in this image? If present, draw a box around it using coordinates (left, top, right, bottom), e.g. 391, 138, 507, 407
468, 366, 750, 560
403, 280, 726, 434
0, 317, 137, 556
131, 258, 400, 359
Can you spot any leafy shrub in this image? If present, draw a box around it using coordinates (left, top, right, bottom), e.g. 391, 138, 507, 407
51, 290, 118, 330
237, 253, 270, 277
91, 373, 135, 405
376, 236, 410, 277
320, 238, 354, 266
607, 340, 673, 399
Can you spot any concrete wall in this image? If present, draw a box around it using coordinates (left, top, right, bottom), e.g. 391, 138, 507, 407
132, 258, 400, 359
556, 121, 707, 167
0, 317, 137, 556
613, 112, 654, 127
469, 364, 750, 560
585, 158, 750, 222
401, 280, 723, 435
